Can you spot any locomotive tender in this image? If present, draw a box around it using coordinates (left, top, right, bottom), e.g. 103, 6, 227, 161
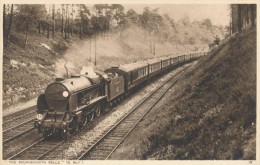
34, 52, 207, 139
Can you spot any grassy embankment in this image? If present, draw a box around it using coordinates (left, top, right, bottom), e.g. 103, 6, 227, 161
110, 28, 256, 160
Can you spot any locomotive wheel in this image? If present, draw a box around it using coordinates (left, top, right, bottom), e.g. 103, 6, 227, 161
88, 112, 95, 121
105, 106, 110, 112
42, 128, 51, 139
43, 131, 48, 139
95, 106, 101, 117
68, 118, 79, 134
105, 103, 112, 112
82, 115, 88, 126
60, 128, 68, 141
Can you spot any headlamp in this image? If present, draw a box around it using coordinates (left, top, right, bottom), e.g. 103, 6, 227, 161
62, 91, 69, 97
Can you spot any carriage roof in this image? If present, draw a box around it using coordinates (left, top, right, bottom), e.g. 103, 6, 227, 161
119, 61, 148, 72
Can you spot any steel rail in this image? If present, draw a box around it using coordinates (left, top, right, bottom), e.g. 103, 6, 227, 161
3, 111, 35, 125
3, 118, 35, 143
8, 135, 63, 160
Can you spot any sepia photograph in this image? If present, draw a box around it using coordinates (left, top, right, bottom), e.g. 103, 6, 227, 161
1, 0, 257, 163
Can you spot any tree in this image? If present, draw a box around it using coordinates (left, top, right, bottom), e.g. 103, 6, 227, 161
61, 4, 64, 35
93, 4, 109, 36
71, 4, 75, 35
113, 11, 125, 27
181, 14, 190, 26
143, 7, 163, 31
65, 4, 68, 39
250, 4, 256, 26
163, 14, 176, 31
3, 4, 6, 44
4, 4, 14, 47
16, 4, 46, 46
94, 4, 109, 16
126, 9, 140, 24
202, 18, 212, 30
77, 4, 90, 39
238, 5, 242, 32
93, 4, 126, 32
52, 4, 55, 38
225, 24, 231, 36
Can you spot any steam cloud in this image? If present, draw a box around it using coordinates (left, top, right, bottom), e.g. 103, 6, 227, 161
54, 23, 222, 78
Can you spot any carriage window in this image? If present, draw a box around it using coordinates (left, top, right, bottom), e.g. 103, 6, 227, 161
137, 67, 145, 79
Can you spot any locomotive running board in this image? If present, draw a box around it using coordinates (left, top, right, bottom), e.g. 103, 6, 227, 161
75, 96, 107, 113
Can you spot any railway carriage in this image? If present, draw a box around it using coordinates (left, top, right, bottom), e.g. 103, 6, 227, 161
178, 55, 185, 63
161, 57, 171, 71
147, 58, 162, 78
185, 54, 191, 61
170, 56, 179, 66
197, 52, 206, 59
126, 63, 149, 89
105, 61, 149, 91
190, 53, 196, 59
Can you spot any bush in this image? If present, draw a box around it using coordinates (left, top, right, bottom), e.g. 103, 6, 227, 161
53, 40, 68, 54
10, 31, 26, 47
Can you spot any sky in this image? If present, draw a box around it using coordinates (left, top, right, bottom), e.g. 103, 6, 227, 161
123, 4, 230, 26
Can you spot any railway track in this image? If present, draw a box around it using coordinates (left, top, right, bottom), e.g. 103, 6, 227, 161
3, 106, 37, 144
3, 106, 36, 130
3, 118, 36, 143
8, 138, 63, 160
77, 64, 190, 160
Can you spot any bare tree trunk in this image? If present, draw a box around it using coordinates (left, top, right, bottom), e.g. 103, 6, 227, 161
230, 20, 232, 36
231, 5, 234, 34
95, 32, 97, 66
52, 4, 55, 38
79, 5, 83, 39
246, 5, 250, 26
6, 4, 14, 47
3, 4, 6, 44
61, 6, 64, 35
89, 37, 91, 62
47, 24, 50, 39
71, 5, 74, 36
150, 42, 152, 53
238, 5, 242, 33
153, 41, 155, 56
38, 21, 41, 34
25, 17, 31, 47
65, 5, 68, 39
67, 5, 70, 38
251, 5, 256, 26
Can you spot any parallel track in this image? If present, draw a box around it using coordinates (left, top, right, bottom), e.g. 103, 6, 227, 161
8, 138, 63, 160
3, 118, 35, 143
77, 64, 191, 160
3, 106, 36, 130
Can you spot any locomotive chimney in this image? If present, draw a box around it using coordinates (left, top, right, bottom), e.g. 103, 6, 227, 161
55, 78, 64, 81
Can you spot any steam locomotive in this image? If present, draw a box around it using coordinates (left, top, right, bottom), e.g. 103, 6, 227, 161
34, 52, 207, 139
